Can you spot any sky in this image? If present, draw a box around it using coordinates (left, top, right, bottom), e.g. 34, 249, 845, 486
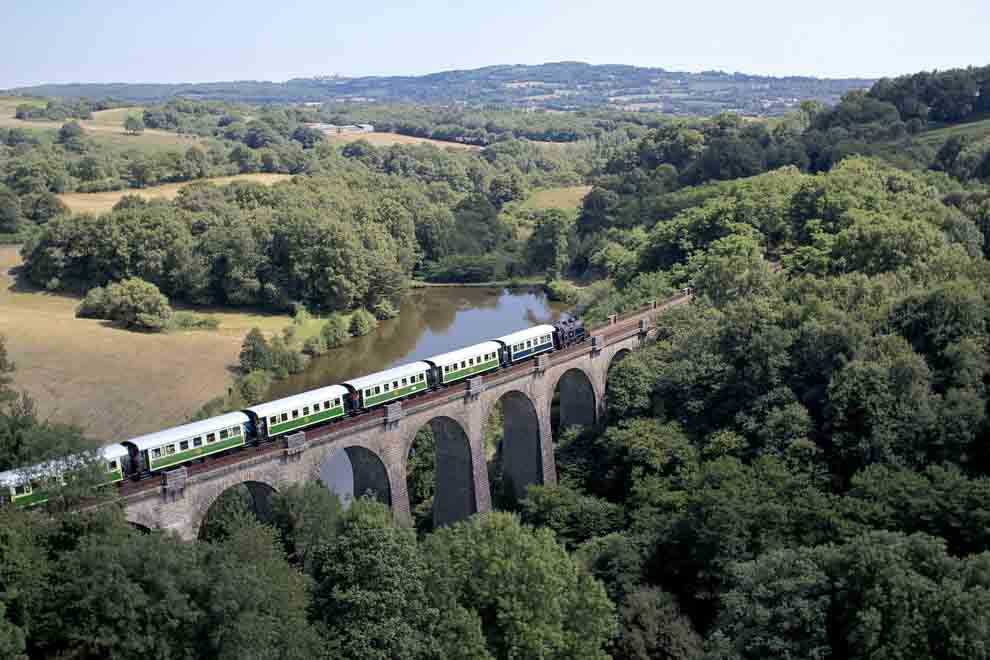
1, 0, 988, 88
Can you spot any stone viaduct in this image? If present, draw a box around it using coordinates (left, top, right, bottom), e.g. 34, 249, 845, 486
120, 294, 691, 539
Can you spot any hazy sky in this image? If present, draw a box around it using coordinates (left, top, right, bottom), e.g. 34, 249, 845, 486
2, 0, 987, 88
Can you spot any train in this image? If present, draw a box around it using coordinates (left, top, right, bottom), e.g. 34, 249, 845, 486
0, 318, 587, 507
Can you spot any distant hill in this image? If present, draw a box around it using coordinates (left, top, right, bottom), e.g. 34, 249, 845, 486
5, 61, 873, 116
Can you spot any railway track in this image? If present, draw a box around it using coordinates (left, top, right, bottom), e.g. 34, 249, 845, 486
116, 290, 694, 500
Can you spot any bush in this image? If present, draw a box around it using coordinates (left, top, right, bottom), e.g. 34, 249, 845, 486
237, 370, 273, 404
76, 278, 172, 332
349, 309, 378, 337
371, 298, 399, 320
302, 334, 328, 356
321, 314, 350, 348
169, 311, 219, 331
545, 279, 581, 304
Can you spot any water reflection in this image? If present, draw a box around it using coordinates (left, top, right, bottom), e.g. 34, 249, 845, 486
269, 286, 567, 399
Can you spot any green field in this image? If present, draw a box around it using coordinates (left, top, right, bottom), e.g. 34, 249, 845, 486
915, 117, 990, 147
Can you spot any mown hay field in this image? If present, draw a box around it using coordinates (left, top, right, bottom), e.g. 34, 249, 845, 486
58, 173, 292, 215
323, 131, 480, 150
521, 185, 592, 213
0, 246, 298, 440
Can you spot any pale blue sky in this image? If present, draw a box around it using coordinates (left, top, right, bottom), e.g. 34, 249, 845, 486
1, 0, 987, 88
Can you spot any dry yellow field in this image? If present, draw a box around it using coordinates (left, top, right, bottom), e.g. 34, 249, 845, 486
58, 173, 292, 215
324, 131, 480, 150
521, 185, 592, 213
0, 247, 297, 440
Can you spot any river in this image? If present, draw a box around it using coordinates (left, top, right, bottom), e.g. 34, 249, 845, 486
268, 286, 569, 400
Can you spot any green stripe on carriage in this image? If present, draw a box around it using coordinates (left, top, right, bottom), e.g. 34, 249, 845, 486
364, 380, 427, 407
269, 406, 344, 436
105, 468, 124, 484
149, 434, 245, 471
441, 359, 499, 384
12, 489, 49, 508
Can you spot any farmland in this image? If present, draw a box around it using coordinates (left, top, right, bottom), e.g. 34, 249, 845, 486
520, 185, 592, 213
57, 173, 292, 215
0, 246, 299, 440
0, 98, 206, 152
323, 130, 480, 150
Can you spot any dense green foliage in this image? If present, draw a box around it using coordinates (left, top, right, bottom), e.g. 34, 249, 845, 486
75, 277, 173, 331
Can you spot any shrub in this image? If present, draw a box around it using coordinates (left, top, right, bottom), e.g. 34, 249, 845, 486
169, 311, 219, 331
545, 279, 581, 304
371, 298, 399, 320
349, 308, 378, 337
302, 334, 328, 356
321, 314, 350, 348
75, 278, 172, 332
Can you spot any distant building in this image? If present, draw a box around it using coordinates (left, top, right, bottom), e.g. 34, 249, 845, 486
304, 122, 375, 135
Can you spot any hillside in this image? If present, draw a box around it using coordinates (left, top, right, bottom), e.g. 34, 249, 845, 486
5, 61, 873, 117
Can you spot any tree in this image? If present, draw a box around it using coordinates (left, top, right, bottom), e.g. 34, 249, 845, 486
0, 185, 22, 233
239, 328, 272, 372
527, 209, 574, 279
269, 482, 343, 574
56, 121, 84, 144
0, 334, 14, 405
615, 587, 703, 660
349, 308, 378, 336
75, 278, 173, 331
423, 512, 617, 659
311, 499, 442, 659
123, 115, 145, 135
320, 314, 350, 348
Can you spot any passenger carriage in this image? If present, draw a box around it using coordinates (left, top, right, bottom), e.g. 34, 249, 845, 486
426, 341, 502, 385
246, 385, 348, 440
0, 443, 129, 508
495, 324, 557, 363
343, 361, 431, 410
122, 412, 249, 475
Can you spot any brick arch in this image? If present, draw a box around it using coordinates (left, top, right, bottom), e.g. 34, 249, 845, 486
317, 444, 392, 508
549, 366, 599, 431
189, 474, 281, 540
403, 414, 479, 528
483, 388, 544, 506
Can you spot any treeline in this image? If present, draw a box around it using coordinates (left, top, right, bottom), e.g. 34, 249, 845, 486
12, 98, 123, 122
0, 484, 616, 659
314, 104, 664, 145
16, 132, 596, 301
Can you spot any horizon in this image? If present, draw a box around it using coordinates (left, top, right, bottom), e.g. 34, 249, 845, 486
2, 0, 987, 88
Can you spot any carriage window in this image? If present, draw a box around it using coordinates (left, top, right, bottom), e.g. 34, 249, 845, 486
393, 381, 399, 389
231, 426, 241, 436
270, 416, 277, 425
207, 433, 216, 443
374, 386, 381, 395
281, 413, 288, 422
220, 429, 229, 440
303, 407, 310, 416
193, 437, 203, 447
460, 361, 466, 369
365, 389, 372, 397
383, 383, 390, 392
291, 410, 299, 419
152, 448, 162, 458
335, 397, 341, 406
312, 402, 320, 412
469, 358, 475, 365
108, 460, 118, 471
401, 378, 408, 386
179, 440, 189, 451
165, 445, 176, 456
14, 484, 26, 495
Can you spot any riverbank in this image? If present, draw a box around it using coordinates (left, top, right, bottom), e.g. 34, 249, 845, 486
408, 277, 546, 289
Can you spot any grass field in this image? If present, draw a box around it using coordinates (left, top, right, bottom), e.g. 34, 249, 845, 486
0, 246, 300, 440
324, 131, 480, 150
0, 98, 206, 152
520, 185, 592, 213
915, 117, 990, 147
58, 173, 292, 215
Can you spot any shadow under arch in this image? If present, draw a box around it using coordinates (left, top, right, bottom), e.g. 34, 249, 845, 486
197, 480, 278, 541
551, 367, 597, 438
407, 415, 477, 530
488, 390, 543, 508
319, 445, 392, 509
